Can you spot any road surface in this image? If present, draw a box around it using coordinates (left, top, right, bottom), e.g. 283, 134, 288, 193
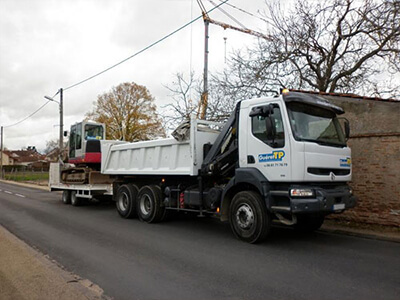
0, 181, 399, 300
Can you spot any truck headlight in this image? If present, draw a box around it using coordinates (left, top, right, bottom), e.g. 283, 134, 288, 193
290, 188, 315, 197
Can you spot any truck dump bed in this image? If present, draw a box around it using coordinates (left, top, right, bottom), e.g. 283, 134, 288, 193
101, 119, 222, 176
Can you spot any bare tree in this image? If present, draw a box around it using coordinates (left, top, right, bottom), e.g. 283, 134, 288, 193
162, 72, 200, 130
162, 73, 239, 130
86, 82, 166, 141
217, 0, 400, 98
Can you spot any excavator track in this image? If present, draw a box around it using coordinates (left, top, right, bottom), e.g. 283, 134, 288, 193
61, 167, 112, 185
61, 167, 90, 184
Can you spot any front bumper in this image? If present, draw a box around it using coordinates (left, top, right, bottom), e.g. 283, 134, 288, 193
291, 185, 357, 214
269, 184, 357, 215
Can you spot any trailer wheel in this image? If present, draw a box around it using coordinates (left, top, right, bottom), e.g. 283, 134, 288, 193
116, 184, 138, 219
62, 191, 71, 205
294, 215, 325, 232
71, 191, 82, 206
229, 191, 271, 244
137, 185, 165, 223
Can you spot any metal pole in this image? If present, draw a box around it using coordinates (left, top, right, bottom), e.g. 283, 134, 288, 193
59, 88, 63, 163
200, 18, 209, 120
0, 126, 3, 179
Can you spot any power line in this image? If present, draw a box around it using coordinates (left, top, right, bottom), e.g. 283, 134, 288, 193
2, 90, 60, 129
207, 0, 247, 29
1, 2, 230, 130
217, 0, 269, 23
64, 0, 230, 91
3, 101, 51, 129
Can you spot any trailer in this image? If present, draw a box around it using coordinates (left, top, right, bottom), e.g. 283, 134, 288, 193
49, 163, 113, 206
51, 90, 357, 243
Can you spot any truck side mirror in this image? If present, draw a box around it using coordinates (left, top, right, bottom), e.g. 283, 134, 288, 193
249, 104, 274, 117
344, 120, 350, 140
338, 117, 350, 140
265, 117, 276, 140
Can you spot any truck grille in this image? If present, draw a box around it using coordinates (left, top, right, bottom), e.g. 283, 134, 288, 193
307, 168, 350, 176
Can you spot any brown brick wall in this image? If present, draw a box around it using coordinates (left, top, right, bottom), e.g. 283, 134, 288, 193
331, 136, 400, 226
322, 96, 400, 227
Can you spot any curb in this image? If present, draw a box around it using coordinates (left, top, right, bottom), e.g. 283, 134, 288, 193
0, 179, 50, 191
320, 225, 400, 243
0, 225, 110, 300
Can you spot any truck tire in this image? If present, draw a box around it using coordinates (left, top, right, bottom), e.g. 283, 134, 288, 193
62, 190, 71, 205
71, 191, 82, 206
137, 185, 165, 223
116, 184, 138, 219
294, 215, 325, 232
229, 191, 271, 244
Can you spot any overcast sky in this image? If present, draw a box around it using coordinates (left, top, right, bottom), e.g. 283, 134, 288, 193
0, 0, 270, 151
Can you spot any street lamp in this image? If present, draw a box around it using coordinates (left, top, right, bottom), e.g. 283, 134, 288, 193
44, 88, 63, 163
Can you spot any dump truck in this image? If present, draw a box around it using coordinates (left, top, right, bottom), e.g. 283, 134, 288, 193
50, 90, 357, 243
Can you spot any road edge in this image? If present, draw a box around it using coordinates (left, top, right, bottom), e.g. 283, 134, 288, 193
0, 179, 49, 191
0, 224, 111, 300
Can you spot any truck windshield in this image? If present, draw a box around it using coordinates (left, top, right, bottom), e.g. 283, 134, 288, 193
286, 102, 346, 147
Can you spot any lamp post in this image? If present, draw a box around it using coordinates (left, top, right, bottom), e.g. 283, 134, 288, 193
44, 88, 63, 163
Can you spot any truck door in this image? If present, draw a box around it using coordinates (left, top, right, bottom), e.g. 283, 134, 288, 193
69, 123, 83, 161
246, 103, 291, 182
69, 125, 76, 159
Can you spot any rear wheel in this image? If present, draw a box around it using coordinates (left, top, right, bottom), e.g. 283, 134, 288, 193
71, 191, 82, 206
137, 185, 165, 223
229, 191, 271, 244
116, 184, 138, 219
294, 215, 325, 232
62, 191, 71, 204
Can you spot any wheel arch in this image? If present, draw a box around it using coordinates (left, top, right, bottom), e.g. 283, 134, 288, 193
220, 168, 270, 222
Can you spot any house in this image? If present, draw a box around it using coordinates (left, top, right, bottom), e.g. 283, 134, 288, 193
1, 151, 16, 166
2, 147, 46, 166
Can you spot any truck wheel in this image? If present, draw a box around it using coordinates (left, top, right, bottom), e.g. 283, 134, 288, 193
229, 191, 271, 244
116, 184, 138, 219
62, 191, 71, 204
137, 185, 165, 223
294, 215, 325, 232
71, 191, 82, 206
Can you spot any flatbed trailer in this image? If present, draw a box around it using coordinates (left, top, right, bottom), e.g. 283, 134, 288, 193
49, 163, 112, 205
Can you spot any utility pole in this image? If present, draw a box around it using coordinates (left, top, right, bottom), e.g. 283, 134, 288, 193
0, 126, 3, 179
45, 88, 64, 164
200, 18, 210, 120
59, 88, 63, 163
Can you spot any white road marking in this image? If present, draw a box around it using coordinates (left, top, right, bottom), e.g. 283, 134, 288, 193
4, 191, 12, 194
15, 194, 26, 198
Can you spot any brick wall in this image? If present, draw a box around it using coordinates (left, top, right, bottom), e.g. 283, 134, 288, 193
323, 96, 400, 227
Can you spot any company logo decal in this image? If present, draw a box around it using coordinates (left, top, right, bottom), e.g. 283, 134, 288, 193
340, 157, 351, 167
258, 151, 285, 163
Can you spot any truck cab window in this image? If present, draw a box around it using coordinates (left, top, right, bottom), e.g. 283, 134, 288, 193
251, 105, 285, 148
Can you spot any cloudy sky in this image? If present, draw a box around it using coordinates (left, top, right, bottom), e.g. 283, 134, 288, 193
0, 0, 269, 151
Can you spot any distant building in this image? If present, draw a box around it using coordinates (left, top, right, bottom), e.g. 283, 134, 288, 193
1, 151, 16, 166
2, 148, 46, 166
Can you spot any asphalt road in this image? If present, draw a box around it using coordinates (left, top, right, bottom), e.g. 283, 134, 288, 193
0, 181, 399, 300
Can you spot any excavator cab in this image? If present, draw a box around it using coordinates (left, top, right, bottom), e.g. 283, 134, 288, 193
68, 121, 105, 165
